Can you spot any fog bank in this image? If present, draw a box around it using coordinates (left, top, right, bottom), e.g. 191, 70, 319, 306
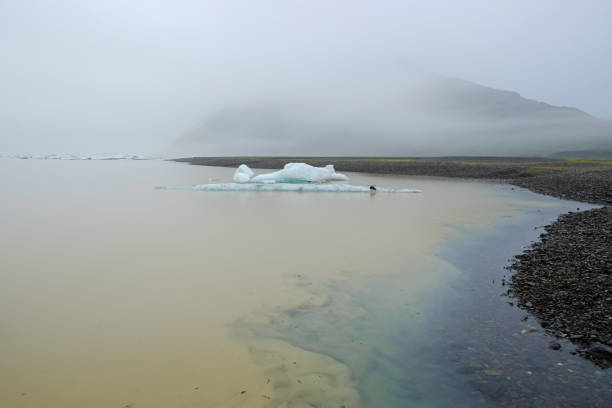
1, 1, 610, 155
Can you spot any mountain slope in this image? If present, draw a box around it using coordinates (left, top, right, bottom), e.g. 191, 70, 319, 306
171, 74, 612, 157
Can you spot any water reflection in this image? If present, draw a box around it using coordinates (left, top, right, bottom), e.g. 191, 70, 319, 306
1, 159, 607, 407
233, 199, 611, 407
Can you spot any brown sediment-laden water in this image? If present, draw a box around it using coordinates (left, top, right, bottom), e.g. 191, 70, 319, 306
0, 158, 608, 407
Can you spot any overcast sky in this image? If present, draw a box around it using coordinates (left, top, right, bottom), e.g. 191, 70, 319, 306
1, 0, 610, 154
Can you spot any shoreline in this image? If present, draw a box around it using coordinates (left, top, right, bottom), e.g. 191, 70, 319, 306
431, 200, 610, 405
173, 155, 611, 204
174, 156, 611, 367
508, 206, 611, 367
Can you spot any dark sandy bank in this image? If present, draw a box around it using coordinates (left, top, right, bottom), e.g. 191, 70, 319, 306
506, 170, 610, 368
174, 156, 611, 366
173, 156, 610, 180
508, 207, 611, 367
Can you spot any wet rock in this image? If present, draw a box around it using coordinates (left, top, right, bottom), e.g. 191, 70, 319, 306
570, 334, 584, 341
547, 341, 562, 351
581, 344, 612, 368
477, 381, 506, 399
457, 366, 478, 374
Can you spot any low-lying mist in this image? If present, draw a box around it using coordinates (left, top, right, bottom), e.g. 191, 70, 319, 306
172, 68, 612, 157
2, 1, 610, 157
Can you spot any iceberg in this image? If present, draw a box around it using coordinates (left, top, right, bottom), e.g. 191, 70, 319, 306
248, 163, 348, 183
233, 164, 255, 183
162, 183, 421, 193
160, 162, 421, 193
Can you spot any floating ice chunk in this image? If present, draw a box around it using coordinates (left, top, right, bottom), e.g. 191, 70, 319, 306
233, 164, 255, 183
10, 153, 152, 160
42, 153, 83, 160
250, 163, 348, 184
2, 153, 152, 160
92, 154, 148, 160
163, 183, 421, 193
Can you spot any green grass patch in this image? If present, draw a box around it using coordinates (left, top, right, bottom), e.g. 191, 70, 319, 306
359, 158, 415, 163
525, 166, 572, 174
460, 161, 497, 166
565, 158, 612, 166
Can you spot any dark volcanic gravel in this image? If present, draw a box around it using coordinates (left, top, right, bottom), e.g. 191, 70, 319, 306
508, 206, 612, 368
510, 169, 612, 205
175, 156, 536, 178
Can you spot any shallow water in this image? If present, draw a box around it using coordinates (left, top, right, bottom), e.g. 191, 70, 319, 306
0, 159, 608, 407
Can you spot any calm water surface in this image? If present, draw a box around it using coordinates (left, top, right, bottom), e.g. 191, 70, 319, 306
0, 159, 608, 407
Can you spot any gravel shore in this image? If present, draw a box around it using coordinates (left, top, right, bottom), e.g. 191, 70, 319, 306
510, 169, 612, 205
174, 156, 609, 180
508, 207, 611, 367
504, 169, 611, 368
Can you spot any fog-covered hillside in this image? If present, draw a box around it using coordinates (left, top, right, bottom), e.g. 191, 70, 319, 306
172, 73, 611, 157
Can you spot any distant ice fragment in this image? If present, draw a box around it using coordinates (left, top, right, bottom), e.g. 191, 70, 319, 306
1, 153, 151, 160
250, 163, 348, 183
233, 164, 255, 183
40, 153, 82, 160
92, 154, 148, 160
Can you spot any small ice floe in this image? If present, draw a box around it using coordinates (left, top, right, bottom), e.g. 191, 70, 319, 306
4, 153, 151, 160
38, 153, 82, 160
162, 163, 421, 193
90, 154, 149, 160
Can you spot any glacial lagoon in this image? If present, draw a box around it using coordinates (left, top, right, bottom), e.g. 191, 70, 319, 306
0, 158, 609, 407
